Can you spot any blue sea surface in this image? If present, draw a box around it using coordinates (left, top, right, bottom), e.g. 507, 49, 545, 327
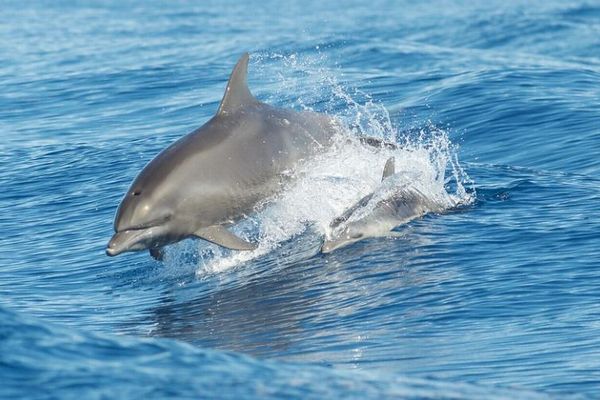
2, 0, 600, 398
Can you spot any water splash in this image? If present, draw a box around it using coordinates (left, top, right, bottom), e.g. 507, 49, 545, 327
163, 53, 474, 275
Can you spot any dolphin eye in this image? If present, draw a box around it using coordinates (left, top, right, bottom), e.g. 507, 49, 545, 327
131, 190, 141, 196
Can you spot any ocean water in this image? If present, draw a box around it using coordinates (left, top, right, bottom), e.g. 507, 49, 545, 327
2, 0, 600, 398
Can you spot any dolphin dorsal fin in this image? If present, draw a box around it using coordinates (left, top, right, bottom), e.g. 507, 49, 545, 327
382, 157, 395, 181
217, 52, 256, 115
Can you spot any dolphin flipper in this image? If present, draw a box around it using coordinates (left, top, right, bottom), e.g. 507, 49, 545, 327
330, 192, 375, 229
194, 226, 257, 251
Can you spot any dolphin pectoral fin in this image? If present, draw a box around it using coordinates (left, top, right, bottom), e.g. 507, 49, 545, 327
194, 226, 257, 251
149, 247, 164, 261
382, 157, 395, 181
330, 192, 375, 229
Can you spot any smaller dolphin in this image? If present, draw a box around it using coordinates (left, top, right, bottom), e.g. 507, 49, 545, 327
321, 157, 443, 253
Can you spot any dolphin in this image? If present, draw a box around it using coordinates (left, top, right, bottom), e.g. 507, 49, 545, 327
107, 52, 340, 259
321, 157, 443, 253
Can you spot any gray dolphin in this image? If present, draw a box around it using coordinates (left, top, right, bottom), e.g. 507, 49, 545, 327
107, 53, 339, 259
321, 157, 443, 253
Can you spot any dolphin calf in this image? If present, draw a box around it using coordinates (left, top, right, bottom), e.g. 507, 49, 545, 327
321, 157, 443, 253
107, 53, 339, 259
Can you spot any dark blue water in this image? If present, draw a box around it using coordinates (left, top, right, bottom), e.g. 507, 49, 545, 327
2, 1, 600, 398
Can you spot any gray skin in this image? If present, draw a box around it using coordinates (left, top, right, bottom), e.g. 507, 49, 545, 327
107, 53, 339, 259
321, 157, 443, 253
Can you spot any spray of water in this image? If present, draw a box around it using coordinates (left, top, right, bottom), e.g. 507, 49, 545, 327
163, 52, 474, 276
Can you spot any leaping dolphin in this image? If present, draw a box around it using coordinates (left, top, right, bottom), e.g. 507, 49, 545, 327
107, 53, 339, 259
321, 157, 443, 253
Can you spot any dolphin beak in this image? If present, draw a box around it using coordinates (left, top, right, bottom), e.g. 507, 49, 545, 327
106, 232, 126, 257
106, 244, 120, 257
106, 227, 163, 257
321, 236, 358, 254
106, 230, 143, 257
321, 240, 341, 254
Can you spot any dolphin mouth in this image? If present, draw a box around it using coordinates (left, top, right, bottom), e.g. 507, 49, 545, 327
321, 239, 347, 254
105, 245, 119, 257
106, 231, 131, 257
321, 233, 363, 253
106, 228, 153, 257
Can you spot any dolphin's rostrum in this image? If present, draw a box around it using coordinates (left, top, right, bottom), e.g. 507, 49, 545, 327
107, 53, 339, 259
